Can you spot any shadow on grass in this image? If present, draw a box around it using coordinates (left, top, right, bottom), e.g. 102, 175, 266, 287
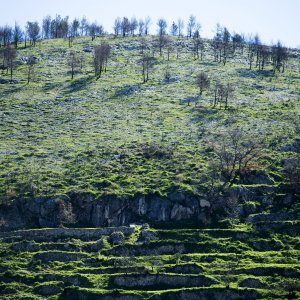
236, 68, 274, 78
63, 75, 95, 94
114, 84, 141, 97
0, 84, 25, 97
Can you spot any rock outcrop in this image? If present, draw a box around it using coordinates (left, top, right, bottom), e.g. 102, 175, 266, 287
0, 192, 211, 230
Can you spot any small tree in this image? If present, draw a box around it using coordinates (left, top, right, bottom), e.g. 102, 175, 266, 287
27, 55, 37, 83
26, 21, 40, 46
170, 21, 178, 36
187, 15, 196, 38
271, 41, 288, 73
177, 19, 184, 37
157, 35, 171, 57
144, 17, 151, 35
157, 18, 167, 36
93, 43, 111, 79
68, 50, 80, 79
211, 128, 264, 189
139, 53, 156, 83
113, 17, 122, 36
3, 47, 17, 82
13, 23, 23, 48
196, 72, 210, 95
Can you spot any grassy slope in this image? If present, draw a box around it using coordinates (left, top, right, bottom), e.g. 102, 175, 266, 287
0, 36, 299, 202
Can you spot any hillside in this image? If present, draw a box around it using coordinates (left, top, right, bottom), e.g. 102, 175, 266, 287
0, 35, 299, 299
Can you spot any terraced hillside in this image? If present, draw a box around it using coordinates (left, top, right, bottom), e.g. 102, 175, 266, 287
0, 34, 299, 299
0, 214, 299, 299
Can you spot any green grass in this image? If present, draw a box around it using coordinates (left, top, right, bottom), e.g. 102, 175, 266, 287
0, 36, 299, 202
0, 35, 299, 299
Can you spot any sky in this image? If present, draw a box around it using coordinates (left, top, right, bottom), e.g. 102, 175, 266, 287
1, 0, 300, 48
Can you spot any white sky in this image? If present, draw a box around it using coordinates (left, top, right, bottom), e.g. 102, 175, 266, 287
1, 0, 300, 47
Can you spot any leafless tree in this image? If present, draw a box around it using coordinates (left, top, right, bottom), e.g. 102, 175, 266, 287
232, 32, 245, 55
26, 21, 40, 46
177, 19, 184, 37
0, 26, 12, 48
3, 46, 17, 82
68, 51, 80, 79
157, 34, 171, 57
144, 17, 151, 35
121, 17, 130, 37
211, 24, 223, 62
221, 27, 231, 65
157, 18, 167, 36
192, 37, 204, 60
259, 45, 270, 70
113, 17, 122, 36
80, 16, 88, 36
138, 19, 145, 36
170, 21, 178, 36
27, 55, 37, 83
139, 53, 156, 83
212, 81, 234, 109
93, 43, 111, 79
89, 22, 104, 41
130, 17, 138, 36
246, 36, 256, 70
211, 128, 264, 189
71, 18, 80, 37
196, 72, 210, 95
187, 15, 196, 38
271, 41, 288, 73
13, 23, 23, 48
42, 16, 51, 39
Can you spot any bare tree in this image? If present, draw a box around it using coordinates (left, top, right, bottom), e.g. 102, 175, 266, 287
232, 32, 245, 55
221, 27, 231, 65
170, 21, 178, 36
138, 19, 145, 36
271, 41, 288, 73
211, 24, 223, 62
246, 36, 256, 70
144, 17, 151, 35
130, 17, 138, 36
187, 15, 196, 38
157, 18, 167, 36
0, 26, 12, 48
26, 21, 40, 46
196, 72, 210, 95
3, 46, 17, 82
113, 17, 122, 36
192, 37, 204, 60
211, 128, 264, 189
89, 22, 104, 41
139, 53, 156, 83
42, 16, 51, 39
80, 16, 88, 36
93, 43, 111, 79
121, 17, 130, 37
71, 18, 80, 37
68, 51, 80, 79
13, 23, 23, 48
27, 55, 37, 83
177, 19, 184, 37
211, 81, 234, 109
157, 34, 171, 57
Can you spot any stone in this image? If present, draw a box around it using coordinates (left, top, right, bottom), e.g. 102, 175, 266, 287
239, 278, 266, 289
170, 204, 193, 220
200, 199, 210, 208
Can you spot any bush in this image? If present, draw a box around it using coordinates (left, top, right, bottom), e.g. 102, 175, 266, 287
108, 231, 125, 245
